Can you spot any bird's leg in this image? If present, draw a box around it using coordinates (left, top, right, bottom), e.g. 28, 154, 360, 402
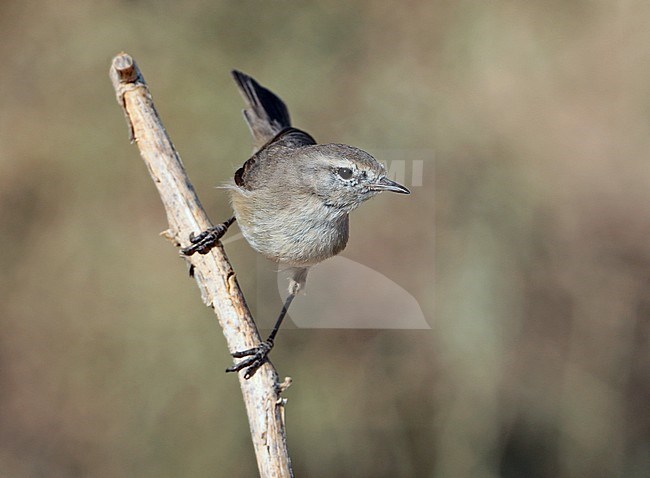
226, 292, 296, 379
181, 216, 236, 256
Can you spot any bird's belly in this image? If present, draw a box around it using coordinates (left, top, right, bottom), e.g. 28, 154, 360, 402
235, 207, 349, 266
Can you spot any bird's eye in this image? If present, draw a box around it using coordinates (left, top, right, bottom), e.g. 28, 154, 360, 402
337, 167, 353, 180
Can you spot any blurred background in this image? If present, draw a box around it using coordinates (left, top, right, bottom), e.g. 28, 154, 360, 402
1, 1, 648, 477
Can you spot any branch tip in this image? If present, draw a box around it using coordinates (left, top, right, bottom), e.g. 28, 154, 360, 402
112, 53, 138, 83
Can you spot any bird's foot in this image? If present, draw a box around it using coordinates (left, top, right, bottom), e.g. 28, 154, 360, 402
226, 339, 274, 379
181, 218, 234, 256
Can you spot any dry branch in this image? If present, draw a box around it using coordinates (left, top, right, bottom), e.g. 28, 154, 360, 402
109, 52, 293, 478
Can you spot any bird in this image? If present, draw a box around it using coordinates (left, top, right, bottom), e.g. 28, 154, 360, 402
181, 70, 410, 378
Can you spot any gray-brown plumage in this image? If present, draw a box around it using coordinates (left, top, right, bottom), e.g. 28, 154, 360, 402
182, 70, 409, 378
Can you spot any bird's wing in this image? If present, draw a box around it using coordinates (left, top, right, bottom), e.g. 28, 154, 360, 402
231, 70, 292, 151
234, 127, 317, 189
267, 127, 316, 149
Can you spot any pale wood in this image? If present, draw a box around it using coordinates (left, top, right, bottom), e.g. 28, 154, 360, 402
109, 52, 293, 478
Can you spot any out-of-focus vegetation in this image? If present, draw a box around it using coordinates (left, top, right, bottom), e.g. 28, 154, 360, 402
1, 1, 648, 477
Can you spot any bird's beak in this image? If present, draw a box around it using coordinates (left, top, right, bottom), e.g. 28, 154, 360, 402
370, 176, 411, 194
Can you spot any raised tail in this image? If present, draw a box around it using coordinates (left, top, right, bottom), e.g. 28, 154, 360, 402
231, 70, 292, 150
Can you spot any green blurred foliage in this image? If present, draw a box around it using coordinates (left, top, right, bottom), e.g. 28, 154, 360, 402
0, 1, 648, 477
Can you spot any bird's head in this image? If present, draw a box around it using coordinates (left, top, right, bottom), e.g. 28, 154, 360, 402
298, 144, 410, 213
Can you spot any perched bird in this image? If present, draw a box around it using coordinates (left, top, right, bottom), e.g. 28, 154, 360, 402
182, 70, 409, 378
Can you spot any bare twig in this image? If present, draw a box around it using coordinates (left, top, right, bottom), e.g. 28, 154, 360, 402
109, 52, 293, 478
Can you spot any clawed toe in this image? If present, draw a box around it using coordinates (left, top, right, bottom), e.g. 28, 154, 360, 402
182, 228, 219, 255
226, 340, 274, 379
188, 230, 207, 244
181, 223, 229, 256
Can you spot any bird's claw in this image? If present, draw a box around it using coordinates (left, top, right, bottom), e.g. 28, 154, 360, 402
181, 224, 229, 256
226, 340, 274, 379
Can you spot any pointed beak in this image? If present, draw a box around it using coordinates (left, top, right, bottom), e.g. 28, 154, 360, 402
370, 176, 411, 194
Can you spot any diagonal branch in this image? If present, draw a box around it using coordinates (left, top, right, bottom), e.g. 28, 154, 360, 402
109, 52, 293, 478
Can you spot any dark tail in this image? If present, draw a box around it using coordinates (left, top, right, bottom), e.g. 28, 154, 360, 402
231, 70, 292, 150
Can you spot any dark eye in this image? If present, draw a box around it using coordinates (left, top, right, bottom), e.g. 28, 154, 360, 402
337, 167, 353, 180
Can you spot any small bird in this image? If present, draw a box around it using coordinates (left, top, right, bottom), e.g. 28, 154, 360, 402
182, 70, 409, 378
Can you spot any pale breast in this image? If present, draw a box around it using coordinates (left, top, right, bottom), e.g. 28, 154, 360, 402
229, 186, 349, 267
